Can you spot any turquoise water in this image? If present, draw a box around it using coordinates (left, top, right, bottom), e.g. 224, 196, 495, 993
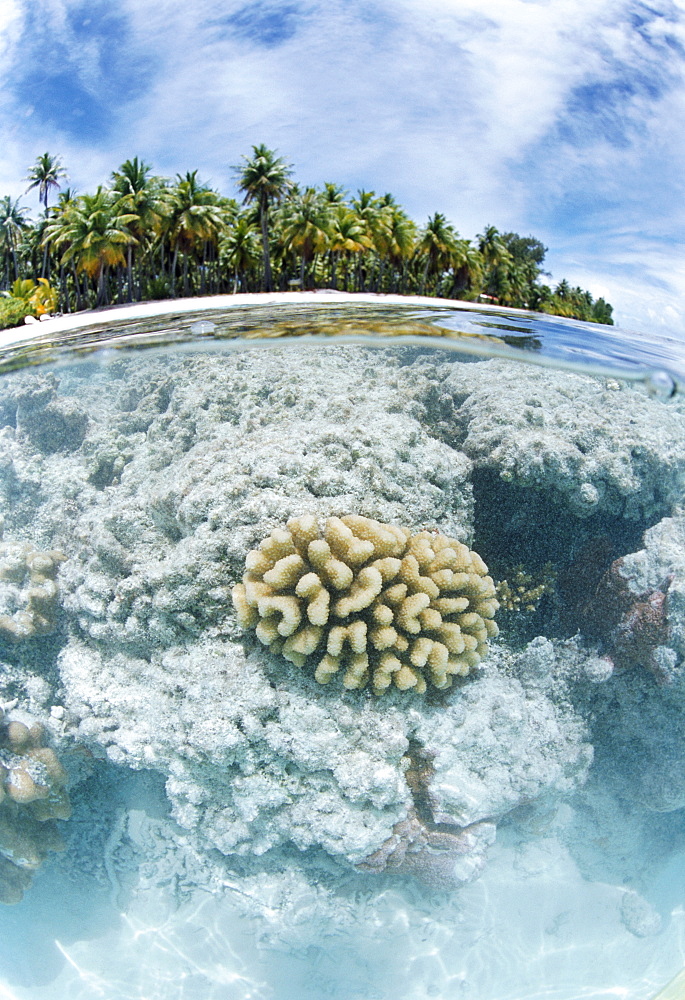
0, 297, 683, 999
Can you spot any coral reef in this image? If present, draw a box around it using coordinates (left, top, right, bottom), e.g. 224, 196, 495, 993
0, 346, 666, 890
0, 535, 66, 642
0, 708, 70, 904
233, 515, 499, 693
0, 373, 88, 454
431, 360, 685, 522
566, 517, 685, 812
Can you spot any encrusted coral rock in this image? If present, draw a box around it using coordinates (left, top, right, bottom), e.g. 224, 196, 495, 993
561, 540, 672, 680
233, 515, 499, 694
0, 709, 70, 904
357, 807, 496, 889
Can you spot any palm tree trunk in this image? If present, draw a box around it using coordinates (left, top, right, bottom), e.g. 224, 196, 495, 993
200, 243, 207, 295
97, 267, 106, 307
10, 242, 19, 282
260, 199, 272, 292
170, 246, 178, 296
420, 258, 430, 296
126, 246, 134, 302
41, 241, 50, 280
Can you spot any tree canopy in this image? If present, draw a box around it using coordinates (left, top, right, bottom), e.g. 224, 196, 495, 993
0, 147, 613, 325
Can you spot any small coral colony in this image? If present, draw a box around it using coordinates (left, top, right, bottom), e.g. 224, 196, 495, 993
232, 514, 499, 694
0, 538, 71, 903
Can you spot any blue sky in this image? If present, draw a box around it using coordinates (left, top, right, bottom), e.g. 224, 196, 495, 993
1, 0, 684, 337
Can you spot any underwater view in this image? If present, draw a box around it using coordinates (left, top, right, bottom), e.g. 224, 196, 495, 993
0, 295, 684, 1000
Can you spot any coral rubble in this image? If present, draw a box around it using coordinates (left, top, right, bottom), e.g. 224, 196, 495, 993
233, 515, 499, 693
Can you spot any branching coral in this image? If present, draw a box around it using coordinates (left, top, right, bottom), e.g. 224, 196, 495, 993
0, 709, 70, 904
233, 515, 499, 694
0, 540, 66, 642
495, 563, 557, 614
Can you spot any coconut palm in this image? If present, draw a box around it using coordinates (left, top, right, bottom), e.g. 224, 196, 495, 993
235, 144, 292, 292
165, 171, 224, 296
0, 196, 30, 285
350, 191, 391, 291
327, 205, 373, 290
25, 153, 69, 280
415, 213, 459, 295
221, 215, 261, 292
111, 157, 165, 301
323, 182, 347, 205
476, 226, 516, 302
51, 187, 137, 307
448, 238, 484, 299
280, 187, 331, 288
25, 152, 68, 214
379, 202, 416, 293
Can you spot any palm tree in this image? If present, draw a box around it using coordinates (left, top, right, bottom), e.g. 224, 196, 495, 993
476, 226, 515, 302
379, 201, 416, 293
448, 238, 484, 299
415, 213, 459, 295
50, 187, 137, 307
221, 215, 261, 292
323, 182, 346, 205
350, 191, 390, 291
165, 171, 224, 296
25, 152, 68, 215
235, 144, 292, 292
280, 187, 331, 288
25, 152, 69, 280
327, 205, 373, 290
0, 196, 30, 285
111, 157, 164, 301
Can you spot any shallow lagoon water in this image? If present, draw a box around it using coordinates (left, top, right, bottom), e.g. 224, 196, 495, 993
0, 294, 683, 1000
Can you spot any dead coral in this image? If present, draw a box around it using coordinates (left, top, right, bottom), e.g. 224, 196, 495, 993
560, 540, 672, 680
0, 709, 70, 904
357, 807, 495, 889
358, 742, 494, 888
233, 515, 499, 694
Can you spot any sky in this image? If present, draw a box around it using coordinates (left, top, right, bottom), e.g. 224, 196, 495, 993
0, 0, 684, 337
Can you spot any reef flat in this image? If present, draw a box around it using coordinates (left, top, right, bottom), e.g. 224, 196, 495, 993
0, 343, 684, 996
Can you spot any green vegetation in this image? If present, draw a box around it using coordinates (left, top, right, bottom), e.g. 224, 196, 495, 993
0, 277, 59, 329
0, 147, 613, 325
